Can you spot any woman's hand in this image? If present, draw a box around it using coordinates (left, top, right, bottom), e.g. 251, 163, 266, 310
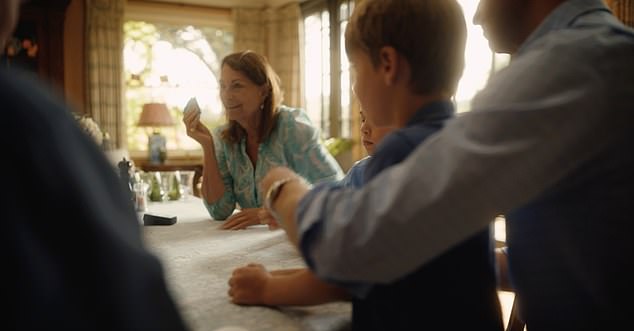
258, 208, 279, 230
182, 102, 212, 145
228, 263, 271, 305
221, 208, 263, 230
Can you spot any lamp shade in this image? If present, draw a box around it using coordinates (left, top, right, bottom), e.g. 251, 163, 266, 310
137, 103, 174, 127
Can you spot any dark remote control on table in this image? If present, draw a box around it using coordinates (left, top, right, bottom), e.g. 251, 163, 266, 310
143, 213, 177, 226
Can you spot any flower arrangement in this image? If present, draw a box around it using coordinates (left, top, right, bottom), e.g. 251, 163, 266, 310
74, 114, 103, 146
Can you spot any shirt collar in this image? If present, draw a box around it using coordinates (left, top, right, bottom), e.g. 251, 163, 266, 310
406, 100, 455, 127
517, 0, 610, 55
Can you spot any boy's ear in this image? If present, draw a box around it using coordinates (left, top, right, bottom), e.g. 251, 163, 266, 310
378, 46, 400, 86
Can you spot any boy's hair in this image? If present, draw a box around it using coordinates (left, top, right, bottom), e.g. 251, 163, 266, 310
345, 0, 466, 96
220, 50, 283, 144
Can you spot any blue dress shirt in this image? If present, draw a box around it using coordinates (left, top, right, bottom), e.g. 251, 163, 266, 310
338, 156, 370, 189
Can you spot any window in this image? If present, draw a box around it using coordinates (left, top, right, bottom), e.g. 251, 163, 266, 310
123, 2, 233, 153
302, 0, 509, 137
456, 0, 510, 113
302, 0, 355, 139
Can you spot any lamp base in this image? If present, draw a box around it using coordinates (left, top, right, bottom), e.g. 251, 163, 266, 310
148, 132, 167, 164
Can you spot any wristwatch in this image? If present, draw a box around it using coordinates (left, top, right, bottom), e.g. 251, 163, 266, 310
264, 177, 298, 225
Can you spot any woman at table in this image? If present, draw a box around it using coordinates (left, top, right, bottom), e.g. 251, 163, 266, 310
183, 50, 343, 230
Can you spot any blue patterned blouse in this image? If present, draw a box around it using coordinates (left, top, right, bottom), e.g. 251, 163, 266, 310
203, 105, 344, 220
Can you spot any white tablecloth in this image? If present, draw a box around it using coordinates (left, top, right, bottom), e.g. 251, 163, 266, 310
142, 197, 351, 331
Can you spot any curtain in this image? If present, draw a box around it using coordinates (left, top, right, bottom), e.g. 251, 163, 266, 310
85, 0, 125, 148
232, 8, 266, 55
265, 4, 302, 108
232, 3, 302, 108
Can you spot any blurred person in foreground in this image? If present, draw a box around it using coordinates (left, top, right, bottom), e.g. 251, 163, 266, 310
1, 0, 189, 329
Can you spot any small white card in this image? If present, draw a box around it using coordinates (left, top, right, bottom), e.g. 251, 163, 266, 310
184, 97, 201, 114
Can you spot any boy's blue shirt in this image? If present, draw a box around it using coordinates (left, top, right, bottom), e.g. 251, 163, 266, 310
364, 100, 454, 183
299, 100, 454, 297
339, 156, 371, 189
350, 101, 502, 330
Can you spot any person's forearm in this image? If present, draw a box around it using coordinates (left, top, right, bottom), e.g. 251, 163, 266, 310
272, 180, 310, 248
295, 54, 611, 284
270, 268, 305, 276
299, 111, 608, 283
262, 269, 349, 306
200, 141, 226, 204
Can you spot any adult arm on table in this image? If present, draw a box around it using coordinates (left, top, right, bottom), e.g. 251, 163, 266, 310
183, 103, 262, 230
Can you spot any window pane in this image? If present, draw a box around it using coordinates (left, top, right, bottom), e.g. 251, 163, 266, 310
123, 21, 233, 151
321, 10, 331, 137
339, 19, 351, 138
303, 10, 331, 138
455, 0, 494, 113
302, 0, 354, 139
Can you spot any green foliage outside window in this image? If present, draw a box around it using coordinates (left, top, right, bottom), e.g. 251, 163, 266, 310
123, 20, 233, 151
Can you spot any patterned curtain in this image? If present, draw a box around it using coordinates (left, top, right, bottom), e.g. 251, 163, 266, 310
85, 0, 125, 148
232, 3, 302, 108
605, 0, 634, 27
265, 4, 302, 108
232, 8, 266, 55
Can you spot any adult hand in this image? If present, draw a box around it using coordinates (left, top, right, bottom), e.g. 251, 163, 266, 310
221, 208, 262, 230
260, 167, 310, 247
182, 102, 212, 145
258, 208, 279, 230
228, 263, 271, 305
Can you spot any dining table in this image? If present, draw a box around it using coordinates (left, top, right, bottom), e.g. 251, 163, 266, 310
141, 197, 352, 331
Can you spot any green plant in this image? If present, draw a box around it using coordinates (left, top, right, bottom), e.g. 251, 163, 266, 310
323, 137, 354, 157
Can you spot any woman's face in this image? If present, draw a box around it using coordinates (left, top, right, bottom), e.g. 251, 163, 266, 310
219, 65, 266, 123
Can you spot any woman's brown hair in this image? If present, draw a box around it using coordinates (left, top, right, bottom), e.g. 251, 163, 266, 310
220, 50, 283, 144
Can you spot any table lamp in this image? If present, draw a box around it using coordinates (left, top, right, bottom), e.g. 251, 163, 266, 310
137, 102, 174, 164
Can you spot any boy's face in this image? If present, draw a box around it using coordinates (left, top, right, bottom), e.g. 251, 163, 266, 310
349, 50, 393, 127
360, 110, 394, 155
